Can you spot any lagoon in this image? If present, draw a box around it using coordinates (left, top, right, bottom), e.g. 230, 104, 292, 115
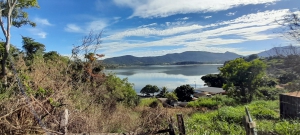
105, 64, 222, 93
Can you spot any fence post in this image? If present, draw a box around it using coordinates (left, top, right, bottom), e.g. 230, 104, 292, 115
59, 109, 69, 134
177, 114, 186, 135
243, 107, 257, 135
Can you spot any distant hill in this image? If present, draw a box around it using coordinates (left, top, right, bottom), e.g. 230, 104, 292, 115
103, 51, 242, 65
258, 46, 300, 57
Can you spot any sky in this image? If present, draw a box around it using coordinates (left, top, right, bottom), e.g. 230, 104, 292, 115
3, 0, 300, 58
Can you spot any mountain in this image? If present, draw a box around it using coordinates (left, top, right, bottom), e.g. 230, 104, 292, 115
103, 51, 242, 65
257, 46, 300, 57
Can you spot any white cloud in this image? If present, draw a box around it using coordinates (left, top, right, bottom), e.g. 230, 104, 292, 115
28, 28, 47, 38
105, 24, 204, 40
34, 18, 52, 26
226, 12, 237, 16
204, 16, 212, 19
65, 24, 83, 33
86, 20, 107, 32
138, 23, 157, 28
101, 9, 289, 57
113, 0, 280, 18
177, 17, 189, 20
65, 19, 108, 33
37, 32, 47, 38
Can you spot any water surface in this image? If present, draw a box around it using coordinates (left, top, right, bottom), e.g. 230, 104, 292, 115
105, 64, 222, 93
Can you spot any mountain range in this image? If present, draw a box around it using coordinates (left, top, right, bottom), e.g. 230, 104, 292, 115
103, 51, 242, 65
103, 46, 300, 65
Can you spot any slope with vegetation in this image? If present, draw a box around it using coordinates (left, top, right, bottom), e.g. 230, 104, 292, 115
103, 51, 242, 65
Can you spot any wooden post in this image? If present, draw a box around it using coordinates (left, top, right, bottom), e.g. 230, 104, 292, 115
59, 109, 69, 134
244, 107, 257, 135
177, 114, 185, 135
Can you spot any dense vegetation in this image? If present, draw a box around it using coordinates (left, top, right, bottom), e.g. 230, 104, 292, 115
1, 2, 300, 134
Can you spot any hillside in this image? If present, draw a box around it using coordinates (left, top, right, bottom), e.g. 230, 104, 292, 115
257, 46, 300, 57
103, 51, 242, 65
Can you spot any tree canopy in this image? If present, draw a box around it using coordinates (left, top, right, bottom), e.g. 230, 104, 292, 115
174, 84, 194, 102
201, 74, 225, 88
22, 36, 45, 59
156, 86, 168, 98
140, 84, 159, 96
219, 58, 267, 102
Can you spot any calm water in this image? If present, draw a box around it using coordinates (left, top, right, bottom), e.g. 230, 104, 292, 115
105, 64, 222, 93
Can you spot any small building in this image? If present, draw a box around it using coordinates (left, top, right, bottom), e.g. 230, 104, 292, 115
280, 91, 300, 119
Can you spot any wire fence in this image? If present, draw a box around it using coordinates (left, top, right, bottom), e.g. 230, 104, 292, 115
8, 54, 50, 134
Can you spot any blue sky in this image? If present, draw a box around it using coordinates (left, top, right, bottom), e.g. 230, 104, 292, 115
4, 0, 300, 58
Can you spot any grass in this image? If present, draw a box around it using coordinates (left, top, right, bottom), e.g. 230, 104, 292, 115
185, 100, 300, 135
139, 98, 161, 107
187, 95, 237, 109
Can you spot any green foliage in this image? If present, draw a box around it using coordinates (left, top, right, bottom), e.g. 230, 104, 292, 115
188, 96, 237, 108
104, 74, 139, 107
156, 86, 168, 98
165, 92, 178, 101
256, 87, 288, 100
244, 54, 259, 62
174, 84, 194, 102
1, 0, 39, 28
22, 36, 45, 60
187, 97, 219, 109
139, 98, 159, 107
278, 72, 298, 84
186, 100, 287, 135
201, 74, 225, 88
140, 84, 159, 96
220, 58, 267, 102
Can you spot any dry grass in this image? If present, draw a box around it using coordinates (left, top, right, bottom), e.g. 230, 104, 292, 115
1, 56, 192, 134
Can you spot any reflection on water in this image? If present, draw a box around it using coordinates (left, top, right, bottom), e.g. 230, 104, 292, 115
105, 64, 222, 93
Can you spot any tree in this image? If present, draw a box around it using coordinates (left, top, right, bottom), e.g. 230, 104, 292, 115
156, 86, 169, 98
201, 74, 225, 88
174, 84, 194, 102
22, 36, 45, 60
244, 54, 259, 62
219, 58, 267, 103
70, 31, 105, 83
140, 84, 159, 96
104, 74, 138, 107
0, 0, 38, 81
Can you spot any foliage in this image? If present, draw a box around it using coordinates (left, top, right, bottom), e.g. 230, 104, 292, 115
156, 86, 168, 98
220, 58, 267, 103
243, 54, 259, 62
22, 36, 45, 60
140, 84, 159, 96
186, 100, 288, 135
201, 74, 225, 88
139, 98, 159, 107
278, 72, 298, 84
174, 84, 194, 102
165, 92, 178, 101
256, 87, 288, 100
104, 74, 139, 107
0, 0, 39, 77
187, 96, 237, 108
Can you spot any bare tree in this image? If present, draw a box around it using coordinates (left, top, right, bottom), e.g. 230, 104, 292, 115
69, 30, 105, 84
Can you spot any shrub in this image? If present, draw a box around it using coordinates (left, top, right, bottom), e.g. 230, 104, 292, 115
187, 96, 237, 108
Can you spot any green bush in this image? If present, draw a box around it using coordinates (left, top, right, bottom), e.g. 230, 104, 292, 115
187, 97, 219, 109
256, 87, 288, 100
186, 100, 300, 135
187, 96, 237, 108
139, 98, 161, 107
